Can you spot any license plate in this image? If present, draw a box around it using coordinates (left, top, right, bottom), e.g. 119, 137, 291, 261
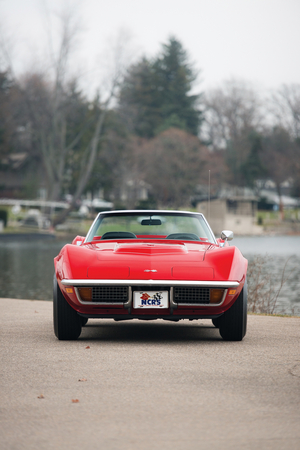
133, 291, 169, 309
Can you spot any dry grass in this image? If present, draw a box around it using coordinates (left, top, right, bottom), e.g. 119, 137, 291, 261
247, 255, 297, 315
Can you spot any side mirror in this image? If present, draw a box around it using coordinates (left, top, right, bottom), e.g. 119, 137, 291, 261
221, 230, 234, 241
220, 230, 234, 247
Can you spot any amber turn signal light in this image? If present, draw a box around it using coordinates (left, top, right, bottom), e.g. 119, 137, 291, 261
66, 288, 73, 294
78, 287, 93, 302
229, 289, 237, 295
210, 289, 224, 304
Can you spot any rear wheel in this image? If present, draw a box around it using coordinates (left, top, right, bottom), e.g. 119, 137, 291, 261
219, 279, 247, 341
53, 275, 82, 340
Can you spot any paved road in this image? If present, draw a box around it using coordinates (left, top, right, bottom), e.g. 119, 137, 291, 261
1, 298, 300, 450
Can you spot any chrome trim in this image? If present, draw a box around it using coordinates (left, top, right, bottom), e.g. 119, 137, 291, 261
175, 289, 228, 307
63, 279, 239, 288
169, 286, 177, 313
123, 286, 132, 310
84, 210, 217, 245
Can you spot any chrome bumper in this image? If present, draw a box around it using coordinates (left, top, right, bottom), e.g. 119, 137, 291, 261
61, 279, 239, 288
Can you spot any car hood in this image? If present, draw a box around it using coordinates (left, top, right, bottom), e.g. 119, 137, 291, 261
89, 241, 210, 280
56, 240, 245, 282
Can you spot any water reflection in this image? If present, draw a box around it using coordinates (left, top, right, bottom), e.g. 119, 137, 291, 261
0, 238, 68, 300
0, 235, 299, 314
234, 235, 300, 256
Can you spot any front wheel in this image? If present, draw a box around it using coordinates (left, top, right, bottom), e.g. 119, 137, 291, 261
219, 279, 247, 341
212, 317, 222, 328
81, 317, 88, 326
53, 275, 82, 340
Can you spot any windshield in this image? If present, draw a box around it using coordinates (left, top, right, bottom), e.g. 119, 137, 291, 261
85, 212, 216, 244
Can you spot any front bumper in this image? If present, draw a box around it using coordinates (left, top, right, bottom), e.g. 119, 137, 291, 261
60, 278, 241, 319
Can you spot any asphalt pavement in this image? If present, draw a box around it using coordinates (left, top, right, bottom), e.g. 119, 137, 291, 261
1, 298, 300, 450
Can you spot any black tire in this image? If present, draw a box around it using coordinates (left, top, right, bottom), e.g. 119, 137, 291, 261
53, 275, 82, 340
81, 317, 88, 326
212, 317, 222, 328
219, 278, 247, 341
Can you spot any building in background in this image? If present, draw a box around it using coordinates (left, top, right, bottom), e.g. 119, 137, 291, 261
197, 187, 262, 235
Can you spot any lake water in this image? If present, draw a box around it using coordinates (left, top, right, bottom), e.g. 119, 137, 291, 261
234, 236, 300, 315
0, 235, 299, 314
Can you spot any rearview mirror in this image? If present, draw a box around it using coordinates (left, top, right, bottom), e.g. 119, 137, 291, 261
141, 219, 162, 226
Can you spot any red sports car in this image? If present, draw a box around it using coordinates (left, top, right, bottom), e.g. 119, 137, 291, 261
53, 210, 248, 341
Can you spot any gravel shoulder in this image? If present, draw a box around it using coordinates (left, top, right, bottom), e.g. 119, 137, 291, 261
1, 298, 300, 450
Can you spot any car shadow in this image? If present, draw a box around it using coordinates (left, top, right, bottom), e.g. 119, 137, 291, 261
79, 319, 222, 343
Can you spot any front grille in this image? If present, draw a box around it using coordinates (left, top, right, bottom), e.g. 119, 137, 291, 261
173, 287, 210, 304
93, 286, 128, 302
79, 286, 129, 303
77, 285, 223, 305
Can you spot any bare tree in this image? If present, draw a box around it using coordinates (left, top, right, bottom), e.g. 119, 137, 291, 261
269, 84, 300, 199
0, 6, 130, 225
128, 128, 209, 208
260, 126, 294, 216
203, 79, 263, 149
202, 79, 263, 185
270, 84, 300, 139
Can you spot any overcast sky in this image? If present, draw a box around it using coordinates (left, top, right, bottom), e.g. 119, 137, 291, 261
1, 0, 300, 95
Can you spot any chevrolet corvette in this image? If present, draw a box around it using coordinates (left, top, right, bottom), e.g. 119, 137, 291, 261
53, 210, 248, 341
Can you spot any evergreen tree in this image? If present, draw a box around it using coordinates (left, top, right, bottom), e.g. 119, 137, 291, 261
240, 132, 266, 187
118, 59, 162, 138
0, 72, 14, 158
119, 37, 202, 137
153, 38, 201, 135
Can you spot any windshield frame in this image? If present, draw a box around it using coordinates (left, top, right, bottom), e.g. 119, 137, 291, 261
84, 210, 216, 244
